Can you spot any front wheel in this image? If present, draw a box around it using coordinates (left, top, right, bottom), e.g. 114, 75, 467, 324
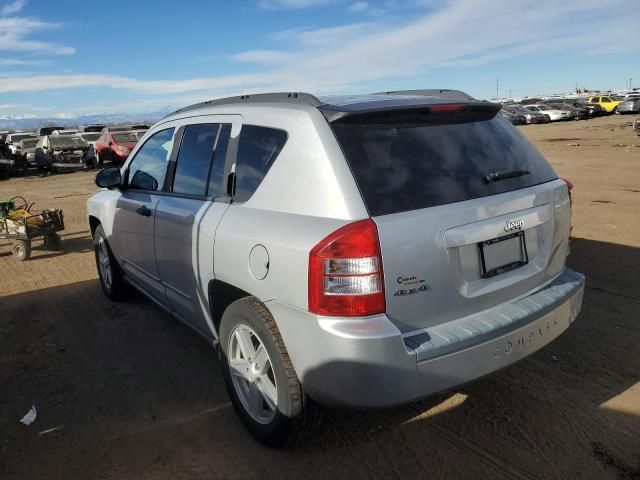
93, 225, 127, 300
219, 297, 322, 447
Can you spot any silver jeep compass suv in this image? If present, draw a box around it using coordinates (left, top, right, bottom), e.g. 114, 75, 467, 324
87, 90, 585, 446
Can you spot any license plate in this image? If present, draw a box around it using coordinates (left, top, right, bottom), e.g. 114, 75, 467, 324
479, 231, 528, 278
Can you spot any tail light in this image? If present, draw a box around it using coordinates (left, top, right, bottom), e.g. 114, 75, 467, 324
562, 177, 574, 207
562, 178, 574, 251
309, 219, 385, 316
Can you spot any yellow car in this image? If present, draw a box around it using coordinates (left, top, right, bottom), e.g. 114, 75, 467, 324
588, 95, 622, 113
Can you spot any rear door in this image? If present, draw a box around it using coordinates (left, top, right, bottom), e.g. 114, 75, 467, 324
330, 106, 571, 333
113, 127, 176, 303
154, 117, 237, 336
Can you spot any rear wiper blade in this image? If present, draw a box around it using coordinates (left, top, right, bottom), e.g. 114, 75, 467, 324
483, 169, 530, 184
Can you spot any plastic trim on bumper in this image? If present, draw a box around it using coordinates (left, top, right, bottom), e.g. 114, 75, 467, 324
404, 269, 584, 362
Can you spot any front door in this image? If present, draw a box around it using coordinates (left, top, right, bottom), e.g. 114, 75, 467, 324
112, 127, 177, 303
155, 121, 234, 336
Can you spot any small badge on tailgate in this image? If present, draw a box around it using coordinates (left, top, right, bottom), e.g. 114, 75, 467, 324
504, 219, 524, 232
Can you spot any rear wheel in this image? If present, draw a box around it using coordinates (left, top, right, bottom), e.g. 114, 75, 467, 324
93, 225, 127, 300
13, 240, 30, 261
219, 297, 322, 447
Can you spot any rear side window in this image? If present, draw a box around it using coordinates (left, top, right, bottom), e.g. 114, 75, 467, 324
332, 115, 557, 216
208, 123, 231, 198
234, 125, 287, 202
172, 123, 219, 196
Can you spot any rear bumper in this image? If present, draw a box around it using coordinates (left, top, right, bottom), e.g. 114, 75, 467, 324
268, 268, 584, 408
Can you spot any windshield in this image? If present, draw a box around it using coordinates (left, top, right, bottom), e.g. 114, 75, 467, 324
21, 139, 38, 148
50, 136, 89, 149
332, 114, 557, 216
80, 133, 101, 141
113, 133, 138, 143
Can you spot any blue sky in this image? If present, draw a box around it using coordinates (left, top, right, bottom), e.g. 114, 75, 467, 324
0, 0, 638, 118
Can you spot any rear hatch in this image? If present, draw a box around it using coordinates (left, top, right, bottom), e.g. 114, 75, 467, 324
330, 102, 571, 333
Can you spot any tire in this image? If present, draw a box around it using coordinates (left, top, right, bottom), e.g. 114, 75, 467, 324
44, 232, 62, 250
93, 225, 127, 300
219, 297, 322, 447
613, 107, 618, 114
13, 240, 30, 261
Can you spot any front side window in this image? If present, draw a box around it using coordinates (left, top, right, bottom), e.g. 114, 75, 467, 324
127, 128, 174, 191
234, 125, 287, 202
602, 97, 611, 103
172, 123, 219, 196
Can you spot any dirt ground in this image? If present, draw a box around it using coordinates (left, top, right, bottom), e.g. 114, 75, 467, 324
1, 115, 639, 480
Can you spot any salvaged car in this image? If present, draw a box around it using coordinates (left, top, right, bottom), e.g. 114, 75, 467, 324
588, 95, 622, 113
88, 91, 585, 446
524, 104, 574, 121
95, 131, 139, 166
35, 134, 95, 173
616, 98, 640, 114
548, 103, 589, 120
503, 105, 549, 124
5, 132, 37, 156
20, 138, 39, 167
36, 126, 65, 137
498, 109, 526, 125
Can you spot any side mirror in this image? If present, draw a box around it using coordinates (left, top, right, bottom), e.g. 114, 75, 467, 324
108, 141, 113, 147
95, 166, 122, 189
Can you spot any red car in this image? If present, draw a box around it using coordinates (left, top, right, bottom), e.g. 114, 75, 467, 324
95, 131, 139, 166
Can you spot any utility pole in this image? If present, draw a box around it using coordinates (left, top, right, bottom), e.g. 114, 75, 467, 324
496, 76, 499, 101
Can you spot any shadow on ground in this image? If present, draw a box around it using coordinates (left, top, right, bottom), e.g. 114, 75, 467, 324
0, 238, 638, 479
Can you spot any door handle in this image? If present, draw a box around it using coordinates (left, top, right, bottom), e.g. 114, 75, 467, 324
136, 205, 152, 217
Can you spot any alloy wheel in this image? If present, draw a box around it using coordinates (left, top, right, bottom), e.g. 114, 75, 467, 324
227, 325, 278, 424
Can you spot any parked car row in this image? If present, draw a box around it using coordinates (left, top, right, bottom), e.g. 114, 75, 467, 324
496, 92, 640, 126
0, 124, 148, 177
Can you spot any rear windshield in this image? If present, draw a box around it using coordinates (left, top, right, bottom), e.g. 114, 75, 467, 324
332, 114, 557, 216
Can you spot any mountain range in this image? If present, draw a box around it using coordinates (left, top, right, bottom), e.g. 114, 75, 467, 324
0, 110, 173, 130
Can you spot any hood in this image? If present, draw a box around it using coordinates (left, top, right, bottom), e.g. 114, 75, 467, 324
52, 146, 88, 153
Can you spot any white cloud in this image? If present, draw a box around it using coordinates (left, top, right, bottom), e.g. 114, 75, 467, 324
0, 0, 26, 16
349, 2, 369, 12
0, 14, 75, 55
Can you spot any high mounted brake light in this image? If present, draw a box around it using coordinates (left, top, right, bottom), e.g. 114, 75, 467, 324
430, 104, 466, 113
309, 219, 385, 316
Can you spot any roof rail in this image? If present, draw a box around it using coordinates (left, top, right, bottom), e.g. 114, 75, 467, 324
169, 92, 324, 116
373, 89, 476, 100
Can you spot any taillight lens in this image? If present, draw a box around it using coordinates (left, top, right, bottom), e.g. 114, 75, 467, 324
309, 219, 385, 316
562, 177, 573, 207
562, 178, 574, 251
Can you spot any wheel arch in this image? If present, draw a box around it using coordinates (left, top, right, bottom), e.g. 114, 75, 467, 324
209, 280, 257, 335
88, 215, 101, 237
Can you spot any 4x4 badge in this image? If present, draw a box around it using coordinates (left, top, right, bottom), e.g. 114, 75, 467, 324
505, 219, 524, 232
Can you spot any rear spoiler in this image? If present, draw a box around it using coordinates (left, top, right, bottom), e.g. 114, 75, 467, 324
372, 89, 476, 100
321, 101, 502, 124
